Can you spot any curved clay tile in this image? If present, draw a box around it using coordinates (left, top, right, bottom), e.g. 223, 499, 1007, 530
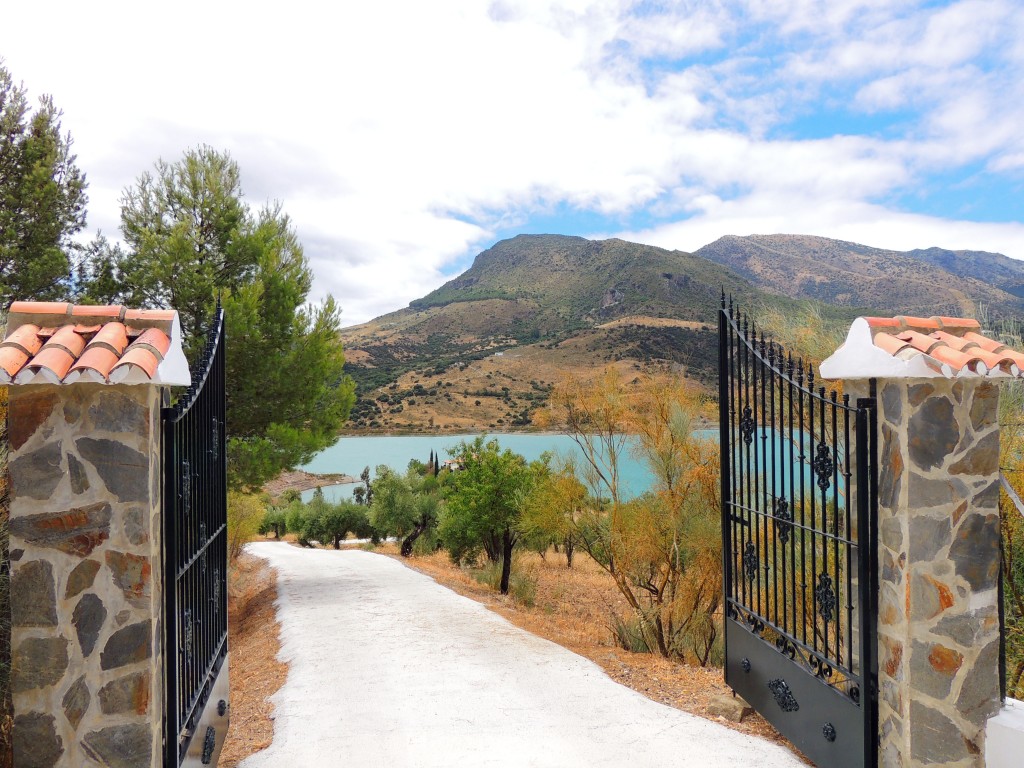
8, 301, 72, 315
0, 324, 43, 379
109, 329, 171, 381
71, 304, 126, 320
873, 333, 910, 356
929, 345, 987, 375
132, 328, 171, 356
865, 317, 902, 329
68, 347, 121, 381
24, 325, 87, 381
125, 308, 176, 323
897, 331, 943, 355
934, 317, 981, 331
962, 332, 1008, 353
897, 316, 942, 331
92, 322, 130, 353
109, 348, 159, 381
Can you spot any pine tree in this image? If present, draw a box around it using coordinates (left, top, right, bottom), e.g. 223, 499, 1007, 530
0, 63, 87, 306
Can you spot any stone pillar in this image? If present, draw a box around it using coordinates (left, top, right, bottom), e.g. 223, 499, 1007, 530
866, 377, 1002, 767
8, 384, 164, 768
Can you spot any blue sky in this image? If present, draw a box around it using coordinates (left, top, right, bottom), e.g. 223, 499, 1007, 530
3, 0, 1023, 324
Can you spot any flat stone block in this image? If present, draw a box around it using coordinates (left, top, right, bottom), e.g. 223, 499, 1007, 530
65, 558, 101, 599
12, 636, 69, 693
909, 640, 962, 700
82, 723, 152, 768
707, 693, 753, 722
76, 437, 149, 502
73, 593, 107, 658
67, 452, 90, 494
9, 389, 59, 450
11, 559, 57, 627
89, 390, 149, 435
949, 513, 999, 592
99, 671, 151, 715
955, 638, 1001, 727
12, 711, 64, 768
10, 441, 64, 500
62, 674, 91, 729
106, 550, 152, 602
100, 619, 152, 670
10, 502, 112, 557
909, 700, 971, 763
908, 395, 956, 470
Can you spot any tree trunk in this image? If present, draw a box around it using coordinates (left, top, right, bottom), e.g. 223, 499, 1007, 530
499, 529, 514, 595
564, 536, 574, 569
401, 522, 426, 557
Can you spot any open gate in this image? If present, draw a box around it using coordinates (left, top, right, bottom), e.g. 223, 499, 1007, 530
718, 298, 878, 768
163, 308, 229, 766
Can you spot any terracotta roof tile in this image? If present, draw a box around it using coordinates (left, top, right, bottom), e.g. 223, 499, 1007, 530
0, 302, 190, 386
820, 313, 1024, 381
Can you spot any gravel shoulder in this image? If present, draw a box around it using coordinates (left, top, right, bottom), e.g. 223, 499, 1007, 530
241, 542, 802, 768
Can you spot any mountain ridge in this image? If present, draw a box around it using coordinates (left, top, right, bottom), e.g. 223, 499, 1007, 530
340, 232, 1021, 433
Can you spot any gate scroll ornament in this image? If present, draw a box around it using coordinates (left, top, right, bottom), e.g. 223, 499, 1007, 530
718, 294, 878, 768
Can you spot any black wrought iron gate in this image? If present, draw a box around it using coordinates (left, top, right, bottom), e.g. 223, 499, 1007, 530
718, 299, 878, 768
163, 308, 229, 766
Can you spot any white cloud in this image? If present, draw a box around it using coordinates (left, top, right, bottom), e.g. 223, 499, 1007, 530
1, 0, 1021, 325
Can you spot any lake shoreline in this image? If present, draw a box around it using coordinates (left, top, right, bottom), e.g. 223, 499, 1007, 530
263, 469, 359, 499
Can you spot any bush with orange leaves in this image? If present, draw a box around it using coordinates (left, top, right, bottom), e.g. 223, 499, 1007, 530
536, 369, 722, 665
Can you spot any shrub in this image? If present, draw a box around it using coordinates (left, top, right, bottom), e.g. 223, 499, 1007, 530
227, 491, 266, 560
468, 557, 537, 607
260, 508, 287, 538
608, 612, 652, 654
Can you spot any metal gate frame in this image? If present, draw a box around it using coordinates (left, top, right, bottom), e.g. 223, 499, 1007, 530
163, 308, 229, 766
718, 297, 878, 768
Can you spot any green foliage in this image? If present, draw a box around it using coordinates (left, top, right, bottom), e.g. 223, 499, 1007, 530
468, 558, 538, 607
276, 488, 377, 548
439, 436, 542, 593
227, 490, 266, 560
608, 612, 651, 654
370, 463, 440, 556
79, 146, 355, 489
259, 507, 287, 538
550, 372, 723, 663
0, 62, 88, 306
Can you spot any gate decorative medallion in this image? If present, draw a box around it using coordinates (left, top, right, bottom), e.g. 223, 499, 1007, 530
718, 297, 878, 768
164, 308, 230, 766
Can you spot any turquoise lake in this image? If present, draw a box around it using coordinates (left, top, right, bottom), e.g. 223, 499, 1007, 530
301, 432, 709, 502
300, 428, 836, 504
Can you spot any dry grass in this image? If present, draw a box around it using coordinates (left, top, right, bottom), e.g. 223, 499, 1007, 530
219, 551, 288, 768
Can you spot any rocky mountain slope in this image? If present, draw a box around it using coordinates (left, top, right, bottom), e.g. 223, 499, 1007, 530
339, 233, 1021, 433
694, 234, 1023, 318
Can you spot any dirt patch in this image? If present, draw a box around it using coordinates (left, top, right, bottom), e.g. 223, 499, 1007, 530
262, 469, 355, 500
219, 551, 287, 767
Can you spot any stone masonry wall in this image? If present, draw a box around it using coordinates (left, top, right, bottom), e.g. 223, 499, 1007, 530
873, 378, 1002, 767
8, 384, 163, 768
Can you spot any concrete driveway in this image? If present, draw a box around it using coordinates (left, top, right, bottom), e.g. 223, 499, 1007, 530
240, 542, 802, 768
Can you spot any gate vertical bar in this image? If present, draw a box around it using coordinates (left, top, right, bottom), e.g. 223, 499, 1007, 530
163, 391, 179, 768
719, 296, 733, 689
856, 390, 879, 768
163, 308, 229, 766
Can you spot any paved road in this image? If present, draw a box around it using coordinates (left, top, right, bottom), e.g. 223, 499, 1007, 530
241, 542, 802, 768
